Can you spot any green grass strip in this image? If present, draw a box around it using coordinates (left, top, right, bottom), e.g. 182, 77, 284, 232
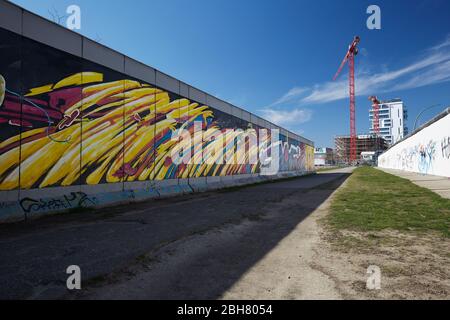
327, 167, 450, 237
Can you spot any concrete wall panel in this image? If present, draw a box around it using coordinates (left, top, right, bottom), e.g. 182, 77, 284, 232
378, 112, 450, 177
250, 113, 258, 127
20, 185, 82, 200
189, 86, 207, 105
231, 106, 243, 119
23, 11, 82, 57
0, 2, 316, 223
0, 190, 18, 203
206, 95, 232, 115
82, 183, 124, 195
0, 1, 22, 34
83, 38, 124, 72
156, 70, 179, 93
125, 57, 156, 85
242, 110, 251, 122
254, 116, 265, 128
180, 82, 189, 98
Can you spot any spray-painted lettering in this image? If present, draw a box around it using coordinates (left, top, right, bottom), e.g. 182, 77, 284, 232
19, 192, 97, 214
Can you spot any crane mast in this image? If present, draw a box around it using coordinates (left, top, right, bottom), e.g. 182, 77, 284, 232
333, 36, 360, 163
369, 96, 381, 136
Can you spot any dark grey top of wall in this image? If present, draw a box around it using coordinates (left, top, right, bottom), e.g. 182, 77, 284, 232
385, 107, 449, 151
0, 0, 314, 147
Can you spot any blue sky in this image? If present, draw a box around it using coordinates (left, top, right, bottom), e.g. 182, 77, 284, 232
11, 0, 450, 147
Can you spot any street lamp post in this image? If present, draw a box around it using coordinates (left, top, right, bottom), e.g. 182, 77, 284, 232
413, 104, 442, 131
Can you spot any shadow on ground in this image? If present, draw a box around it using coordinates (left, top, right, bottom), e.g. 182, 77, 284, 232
0, 170, 351, 299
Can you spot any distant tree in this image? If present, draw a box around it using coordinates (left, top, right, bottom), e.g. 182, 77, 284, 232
47, 5, 103, 44
48, 6, 67, 26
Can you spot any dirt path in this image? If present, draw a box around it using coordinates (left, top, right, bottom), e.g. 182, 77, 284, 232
221, 191, 342, 299
0, 168, 353, 299
4, 165, 445, 299
76, 170, 353, 300
77, 165, 450, 300
314, 227, 450, 299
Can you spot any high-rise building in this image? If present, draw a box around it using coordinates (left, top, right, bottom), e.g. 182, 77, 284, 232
369, 98, 408, 145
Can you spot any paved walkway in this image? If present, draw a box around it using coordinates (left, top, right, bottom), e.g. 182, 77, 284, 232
378, 168, 450, 199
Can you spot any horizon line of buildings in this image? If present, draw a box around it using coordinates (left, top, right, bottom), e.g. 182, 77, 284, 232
315, 98, 409, 166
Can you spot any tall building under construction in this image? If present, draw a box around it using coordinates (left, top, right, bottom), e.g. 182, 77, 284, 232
369, 98, 408, 145
334, 134, 388, 164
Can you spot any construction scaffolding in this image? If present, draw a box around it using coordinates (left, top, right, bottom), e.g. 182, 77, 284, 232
334, 134, 388, 164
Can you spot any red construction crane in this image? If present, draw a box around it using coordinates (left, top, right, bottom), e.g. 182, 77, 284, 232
369, 96, 381, 136
333, 36, 360, 163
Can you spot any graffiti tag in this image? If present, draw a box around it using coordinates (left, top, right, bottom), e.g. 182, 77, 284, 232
395, 140, 437, 174
19, 192, 97, 214
418, 141, 436, 174
441, 136, 450, 159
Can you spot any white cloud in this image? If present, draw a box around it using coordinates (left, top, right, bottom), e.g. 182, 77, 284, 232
271, 86, 308, 105
258, 108, 313, 127
392, 60, 450, 91
302, 47, 450, 104
430, 34, 450, 51
270, 34, 450, 106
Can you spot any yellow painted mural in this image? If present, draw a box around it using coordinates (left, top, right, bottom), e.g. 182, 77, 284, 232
0, 73, 269, 190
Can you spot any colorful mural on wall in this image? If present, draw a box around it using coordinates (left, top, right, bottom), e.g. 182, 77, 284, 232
278, 137, 314, 174
0, 27, 314, 192
0, 72, 264, 190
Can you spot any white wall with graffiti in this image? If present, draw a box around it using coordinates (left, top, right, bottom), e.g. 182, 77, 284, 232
378, 111, 450, 177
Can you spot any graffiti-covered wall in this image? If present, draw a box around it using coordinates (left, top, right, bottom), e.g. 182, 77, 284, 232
0, 13, 314, 222
378, 110, 450, 177
0, 27, 313, 190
